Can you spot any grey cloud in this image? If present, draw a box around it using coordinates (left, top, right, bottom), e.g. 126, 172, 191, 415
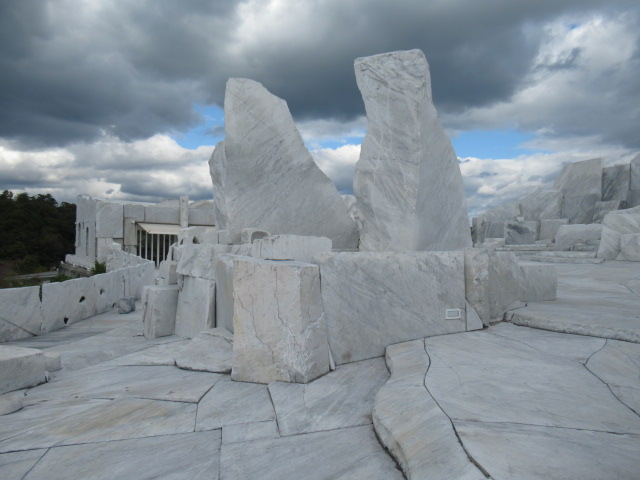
2, 0, 639, 149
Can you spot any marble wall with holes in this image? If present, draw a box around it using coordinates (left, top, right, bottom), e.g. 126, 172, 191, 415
0, 251, 154, 342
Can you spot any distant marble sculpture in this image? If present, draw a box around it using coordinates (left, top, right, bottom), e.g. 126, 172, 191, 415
553, 157, 603, 224
353, 50, 471, 251
629, 154, 640, 207
209, 78, 358, 249
472, 156, 640, 246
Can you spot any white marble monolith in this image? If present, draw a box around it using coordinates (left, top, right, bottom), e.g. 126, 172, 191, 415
628, 154, 640, 207
209, 79, 358, 249
353, 49, 471, 251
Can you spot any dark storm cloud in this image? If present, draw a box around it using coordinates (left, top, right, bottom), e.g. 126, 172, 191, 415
1, 0, 639, 149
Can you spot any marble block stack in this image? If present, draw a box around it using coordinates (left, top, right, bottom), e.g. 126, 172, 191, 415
472, 153, 640, 248
141, 49, 556, 387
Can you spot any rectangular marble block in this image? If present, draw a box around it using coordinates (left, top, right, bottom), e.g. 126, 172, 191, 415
143, 285, 179, 339
251, 235, 332, 263
175, 276, 215, 338
158, 260, 178, 286
315, 252, 466, 365
488, 251, 525, 321
230, 257, 330, 384
0, 346, 47, 394
464, 248, 490, 327
41, 277, 98, 332
0, 286, 42, 342
539, 219, 568, 242
504, 221, 539, 245
520, 263, 557, 301
555, 224, 603, 251
561, 194, 599, 225
214, 254, 236, 332
177, 243, 232, 280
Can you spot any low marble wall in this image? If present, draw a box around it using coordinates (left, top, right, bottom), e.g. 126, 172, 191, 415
0, 253, 155, 342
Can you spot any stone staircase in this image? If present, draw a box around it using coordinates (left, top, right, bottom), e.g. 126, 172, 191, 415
495, 243, 605, 264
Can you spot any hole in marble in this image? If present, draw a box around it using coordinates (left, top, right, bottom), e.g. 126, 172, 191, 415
63, 317, 69, 325
79, 296, 85, 303
99, 288, 105, 295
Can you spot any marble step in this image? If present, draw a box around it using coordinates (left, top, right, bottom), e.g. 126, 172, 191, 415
496, 245, 553, 252
526, 255, 605, 264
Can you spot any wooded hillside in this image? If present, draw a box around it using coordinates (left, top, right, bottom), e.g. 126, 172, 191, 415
0, 191, 76, 273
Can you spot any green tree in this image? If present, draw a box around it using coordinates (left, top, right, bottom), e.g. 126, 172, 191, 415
0, 191, 76, 272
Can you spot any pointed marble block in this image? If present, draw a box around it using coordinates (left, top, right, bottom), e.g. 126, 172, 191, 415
209, 78, 358, 249
353, 49, 471, 251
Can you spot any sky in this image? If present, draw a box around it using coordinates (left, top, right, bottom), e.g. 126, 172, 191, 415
1, 0, 639, 218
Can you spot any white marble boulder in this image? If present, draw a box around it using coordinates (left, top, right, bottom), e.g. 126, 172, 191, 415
628, 153, 640, 208
504, 221, 539, 245
0, 346, 47, 394
209, 78, 358, 249
230, 257, 330, 384
175, 328, 233, 374
597, 206, 640, 259
143, 285, 179, 339
555, 224, 603, 251
518, 189, 563, 220
315, 251, 466, 365
553, 157, 603, 224
353, 49, 471, 251
174, 277, 216, 338
251, 235, 332, 263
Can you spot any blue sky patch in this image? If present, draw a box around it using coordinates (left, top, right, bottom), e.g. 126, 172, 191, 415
451, 128, 545, 159
172, 104, 224, 149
